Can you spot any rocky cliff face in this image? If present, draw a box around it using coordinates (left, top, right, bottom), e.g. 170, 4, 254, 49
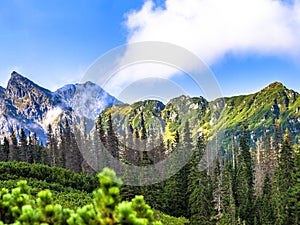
0, 72, 122, 143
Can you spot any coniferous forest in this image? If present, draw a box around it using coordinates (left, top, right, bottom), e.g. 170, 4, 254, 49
0, 109, 299, 224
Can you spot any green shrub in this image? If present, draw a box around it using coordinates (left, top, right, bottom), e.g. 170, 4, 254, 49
0, 168, 162, 225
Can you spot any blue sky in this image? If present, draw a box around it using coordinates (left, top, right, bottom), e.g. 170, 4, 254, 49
0, 0, 299, 101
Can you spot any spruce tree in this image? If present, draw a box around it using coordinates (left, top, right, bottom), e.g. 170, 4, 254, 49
59, 126, 66, 168
163, 125, 190, 218
46, 124, 55, 166
62, 118, 82, 172
235, 124, 254, 224
219, 150, 237, 225
19, 127, 27, 162
8, 128, 19, 161
0, 140, 4, 161
187, 134, 212, 224
288, 147, 300, 224
212, 155, 222, 222
260, 173, 274, 224
27, 134, 34, 164
272, 129, 295, 224
1, 137, 9, 162
107, 113, 120, 160
32, 132, 41, 164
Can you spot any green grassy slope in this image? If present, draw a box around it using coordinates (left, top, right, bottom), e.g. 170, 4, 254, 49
102, 82, 300, 146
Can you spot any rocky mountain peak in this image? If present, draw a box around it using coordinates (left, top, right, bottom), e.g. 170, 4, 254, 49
4, 71, 60, 123
7, 71, 52, 97
264, 81, 285, 91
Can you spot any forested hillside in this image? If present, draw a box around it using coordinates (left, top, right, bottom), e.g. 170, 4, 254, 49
0, 81, 299, 224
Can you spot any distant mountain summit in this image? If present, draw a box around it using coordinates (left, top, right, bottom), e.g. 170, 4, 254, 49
55, 81, 122, 119
0, 71, 122, 143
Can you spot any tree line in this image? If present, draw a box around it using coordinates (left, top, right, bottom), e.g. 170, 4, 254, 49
0, 112, 299, 224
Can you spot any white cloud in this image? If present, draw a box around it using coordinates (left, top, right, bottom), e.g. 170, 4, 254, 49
125, 0, 300, 64
103, 0, 300, 100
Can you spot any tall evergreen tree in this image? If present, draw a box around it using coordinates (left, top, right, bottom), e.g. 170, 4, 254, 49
62, 118, 82, 172
271, 129, 295, 225
19, 127, 27, 162
212, 156, 222, 222
59, 126, 66, 167
235, 124, 254, 224
273, 119, 281, 166
188, 134, 212, 224
46, 124, 56, 166
32, 132, 41, 164
260, 172, 274, 224
27, 134, 34, 164
288, 147, 300, 224
164, 123, 191, 218
8, 128, 18, 161
219, 150, 237, 225
107, 113, 120, 160
1, 137, 9, 162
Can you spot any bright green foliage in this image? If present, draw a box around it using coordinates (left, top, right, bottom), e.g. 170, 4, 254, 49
0, 162, 98, 192
0, 168, 162, 225
153, 211, 189, 225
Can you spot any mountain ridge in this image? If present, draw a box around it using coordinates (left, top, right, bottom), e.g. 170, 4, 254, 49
0, 71, 122, 143
0, 72, 299, 146
102, 80, 300, 146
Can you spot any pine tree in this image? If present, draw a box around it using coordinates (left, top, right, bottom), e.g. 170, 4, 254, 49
187, 134, 212, 224
260, 173, 274, 224
288, 147, 300, 224
19, 127, 27, 162
62, 118, 82, 172
27, 134, 34, 164
59, 126, 66, 168
235, 124, 254, 224
1, 137, 9, 162
0, 140, 4, 161
219, 150, 237, 225
163, 125, 189, 218
70, 131, 83, 172
46, 124, 55, 166
279, 129, 294, 190
274, 129, 295, 224
126, 124, 136, 164
96, 114, 106, 144
31, 132, 41, 164
212, 155, 222, 222
273, 119, 281, 166
107, 113, 120, 160
8, 128, 19, 161
140, 112, 149, 162
134, 128, 140, 164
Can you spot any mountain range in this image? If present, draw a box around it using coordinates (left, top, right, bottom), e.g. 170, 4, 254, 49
0, 71, 121, 143
0, 71, 299, 146
102, 82, 300, 147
